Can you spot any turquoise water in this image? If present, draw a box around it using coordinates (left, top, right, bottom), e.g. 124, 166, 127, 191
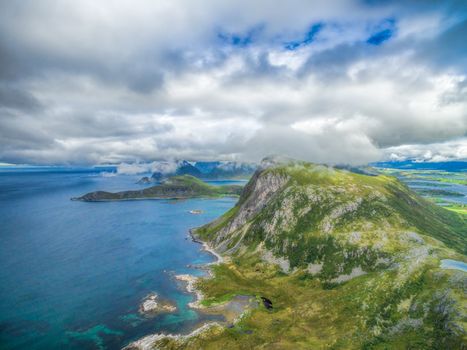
440, 259, 467, 272
0, 168, 239, 349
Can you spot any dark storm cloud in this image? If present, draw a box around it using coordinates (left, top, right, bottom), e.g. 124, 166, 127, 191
0, 86, 43, 112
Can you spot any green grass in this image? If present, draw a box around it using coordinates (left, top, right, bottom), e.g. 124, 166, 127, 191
383, 181, 466, 254
162, 258, 466, 349
444, 204, 467, 216
151, 162, 467, 349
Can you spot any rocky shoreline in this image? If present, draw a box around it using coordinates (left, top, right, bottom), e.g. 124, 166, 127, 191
173, 274, 204, 308
189, 228, 225, 265
124, 322, 223, 350
123, 229, 245, 350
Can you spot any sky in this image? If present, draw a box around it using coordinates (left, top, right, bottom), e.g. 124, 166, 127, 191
0, 0, 466, 165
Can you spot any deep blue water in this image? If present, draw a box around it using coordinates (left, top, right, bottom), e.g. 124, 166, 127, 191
0, 168, 239, 350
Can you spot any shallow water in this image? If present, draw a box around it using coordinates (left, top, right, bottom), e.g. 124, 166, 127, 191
405, 180, 467, 204
0, 168, 239, 349
440, 259, 467, 272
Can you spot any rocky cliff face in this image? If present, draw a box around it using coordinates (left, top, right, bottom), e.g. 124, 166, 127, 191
206, 169, 290, 253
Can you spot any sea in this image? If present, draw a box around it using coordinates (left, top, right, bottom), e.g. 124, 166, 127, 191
0, 167, 243, 350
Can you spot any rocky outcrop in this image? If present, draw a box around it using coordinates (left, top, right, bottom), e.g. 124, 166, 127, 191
139, 293, 176, 315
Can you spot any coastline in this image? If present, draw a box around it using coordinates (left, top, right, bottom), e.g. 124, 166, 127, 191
189, 228, 224, 265
123, 228, 228, 350
71, 195, 240, 202
123, 322, 223, 350
172, 229, 225, 308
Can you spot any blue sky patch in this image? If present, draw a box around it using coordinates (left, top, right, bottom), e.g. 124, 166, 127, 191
367, 18, 396, 45
285, 23, 323, 50
367, 28, 393, 45
217, 25, 264, 48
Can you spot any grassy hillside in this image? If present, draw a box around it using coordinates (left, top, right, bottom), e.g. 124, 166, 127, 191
197, 163, 465, 256
74, 175, 243, 201
147, 162, 467, 349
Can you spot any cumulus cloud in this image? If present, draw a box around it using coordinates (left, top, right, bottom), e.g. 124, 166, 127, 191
384, 139, 467, 162
0, 0, 466, 165
116, 162, 153, 175
116, 160, 181, 175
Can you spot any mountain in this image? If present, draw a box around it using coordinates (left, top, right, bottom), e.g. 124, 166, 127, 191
197, 160, 466, 256
73, 175, 243, 201
192, 161, 222, 174
195, 161, 257, 179
144, 161, 203, 182
137, 161, 257, 184
175, 160, 204, 177
153, 159, 466, 349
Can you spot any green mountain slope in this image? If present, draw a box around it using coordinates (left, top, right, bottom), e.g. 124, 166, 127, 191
73, 175, 243, 201
158, 160, 466, 349
197, 161, 466, 260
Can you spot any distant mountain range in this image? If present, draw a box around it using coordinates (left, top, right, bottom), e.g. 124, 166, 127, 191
137, 160, 257, 183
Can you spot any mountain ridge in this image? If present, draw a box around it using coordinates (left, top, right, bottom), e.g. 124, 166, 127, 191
196, 161, 466, 258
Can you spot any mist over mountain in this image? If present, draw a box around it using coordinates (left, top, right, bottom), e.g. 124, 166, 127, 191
135, 160, 257, 183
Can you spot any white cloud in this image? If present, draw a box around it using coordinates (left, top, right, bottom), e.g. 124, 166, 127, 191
0, 0, 466, 165
116, 160, 180, 175
384, 139, 467, 162
116, 162, 153, 175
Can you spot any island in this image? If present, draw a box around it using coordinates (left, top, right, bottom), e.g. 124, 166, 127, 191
72, 175, 243, 202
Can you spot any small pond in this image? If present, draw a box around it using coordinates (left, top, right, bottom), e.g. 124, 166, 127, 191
440, 259, 467, 272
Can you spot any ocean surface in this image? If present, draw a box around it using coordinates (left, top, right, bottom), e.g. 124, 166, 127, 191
0, 168, 242, 350
405, 180, 467, 204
